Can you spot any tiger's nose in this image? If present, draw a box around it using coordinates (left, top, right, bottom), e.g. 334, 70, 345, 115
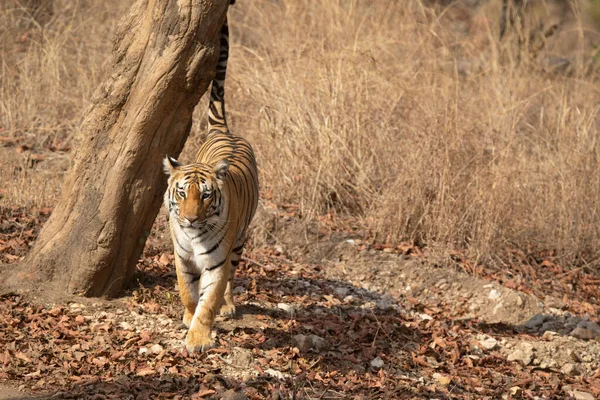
185, 215, 199, 223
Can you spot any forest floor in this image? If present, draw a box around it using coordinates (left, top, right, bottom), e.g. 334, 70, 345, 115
1, 199, 600, 399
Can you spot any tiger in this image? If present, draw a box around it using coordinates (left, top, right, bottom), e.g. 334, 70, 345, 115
163, 13, 259, 353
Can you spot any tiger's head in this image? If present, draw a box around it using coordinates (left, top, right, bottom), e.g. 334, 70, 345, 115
163, 155, 230, 228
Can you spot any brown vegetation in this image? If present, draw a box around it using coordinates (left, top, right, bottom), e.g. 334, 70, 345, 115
2, 1, 600, 274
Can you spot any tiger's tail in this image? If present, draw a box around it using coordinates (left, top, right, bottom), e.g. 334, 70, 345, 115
208, 16, 231, 135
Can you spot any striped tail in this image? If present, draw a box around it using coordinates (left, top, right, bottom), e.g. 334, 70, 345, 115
208, 18, 231, 135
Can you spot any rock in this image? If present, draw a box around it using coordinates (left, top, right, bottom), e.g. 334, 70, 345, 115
343, 295, 356, 304
119, 321, 134, 331
334, 287, 349, 297
277, 303, 295, 316
221, 389, 248, 400
264, 369, 289, 380
541, 331, 558, 340
522, 314, 547, 330
308, 334, 326, 351
488, 289, 501, 300
478, 335, 499, 351
376, 295, 395, 311
515, 296, 524, 307
509, 387, 522, 396
432, 373, 451, 386
149, 344, 164, 355
233, 286, 245, 294
370, 356, 384, 369
560, 363, 579, 376
507, 350, 530, 365
570, 390, 595, 400
292, 334, 312, 353
435, 279, 447, 288
506, 343, 534, 366
570, 320, 600, 340
138, 347, 148, 355
419, 313, 433, 321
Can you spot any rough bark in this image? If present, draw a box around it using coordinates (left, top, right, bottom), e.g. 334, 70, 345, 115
4, 0, 229, 297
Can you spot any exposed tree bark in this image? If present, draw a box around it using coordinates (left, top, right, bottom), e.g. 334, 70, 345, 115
4, 0, 230, 297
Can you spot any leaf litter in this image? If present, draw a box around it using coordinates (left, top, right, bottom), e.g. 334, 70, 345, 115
0, 209, 599, 399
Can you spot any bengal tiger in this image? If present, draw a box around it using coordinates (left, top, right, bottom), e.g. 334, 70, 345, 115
163, 14, 258, 353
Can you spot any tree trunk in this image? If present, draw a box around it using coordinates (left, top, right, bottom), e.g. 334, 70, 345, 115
4, 0, 230, 297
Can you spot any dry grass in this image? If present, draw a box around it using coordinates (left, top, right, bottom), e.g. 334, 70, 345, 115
2, 0, 600, 268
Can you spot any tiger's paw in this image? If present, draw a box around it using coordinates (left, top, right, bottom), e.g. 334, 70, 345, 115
219, 304, 236, 318
185, 329, 215, 353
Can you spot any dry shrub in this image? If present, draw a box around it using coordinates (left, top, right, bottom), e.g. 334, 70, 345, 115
225, 0, 600, 266
1, 0, 600, 267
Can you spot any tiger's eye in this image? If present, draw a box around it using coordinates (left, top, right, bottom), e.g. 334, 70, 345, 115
202, 192, 211, 200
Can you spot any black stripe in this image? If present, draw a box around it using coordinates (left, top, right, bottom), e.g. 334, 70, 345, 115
199, 235, 225, 255
206, 258, 227, 271
232, 244, 244, 253
231, 260, 240, 267
175, 234, 191, 253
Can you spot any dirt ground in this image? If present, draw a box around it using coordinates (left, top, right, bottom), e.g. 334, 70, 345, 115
1, 197, 600, 399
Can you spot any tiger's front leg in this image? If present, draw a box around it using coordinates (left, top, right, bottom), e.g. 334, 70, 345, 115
174, 253, 199, 329
185, 258, 231, 353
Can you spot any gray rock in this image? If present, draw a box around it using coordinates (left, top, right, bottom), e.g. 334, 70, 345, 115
522, 314, 547, 330
570, 320, 600, 340
370, 356, 384, 369
292, 334, 312, 353
334, 287, 349, 297
308, 334, 326, 351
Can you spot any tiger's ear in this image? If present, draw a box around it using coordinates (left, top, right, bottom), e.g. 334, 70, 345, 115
163, 155, 181, 176
214, 159, 230, 181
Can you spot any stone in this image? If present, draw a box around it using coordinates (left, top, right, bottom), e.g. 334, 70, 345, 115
221, 389, 248, 400
264, 369, 289, 380
370, 356, 384, 369
507, 350, 531, 365
119, 321, 134, 331
506, 343, 534, 366
515, 296, 524, 307
292, 334, 312, 353
560, 363, 579, 376
308, 334, 326, 351
570, 320, 600, 340
334, 287, 349, 297
277, 303, 295, 316
488, 289, 501, 300
570, 391, 595, 400
478, 335, 499, 351
376, 295, 395, 311
149, 344, 164, 354
522, 314, 547, 330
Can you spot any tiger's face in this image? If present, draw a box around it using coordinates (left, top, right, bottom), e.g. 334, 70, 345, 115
163, 156, 229, 228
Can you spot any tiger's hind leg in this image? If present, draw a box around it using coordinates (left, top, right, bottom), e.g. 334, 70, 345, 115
219, 242, 244, 317
185, 258, 231, 353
